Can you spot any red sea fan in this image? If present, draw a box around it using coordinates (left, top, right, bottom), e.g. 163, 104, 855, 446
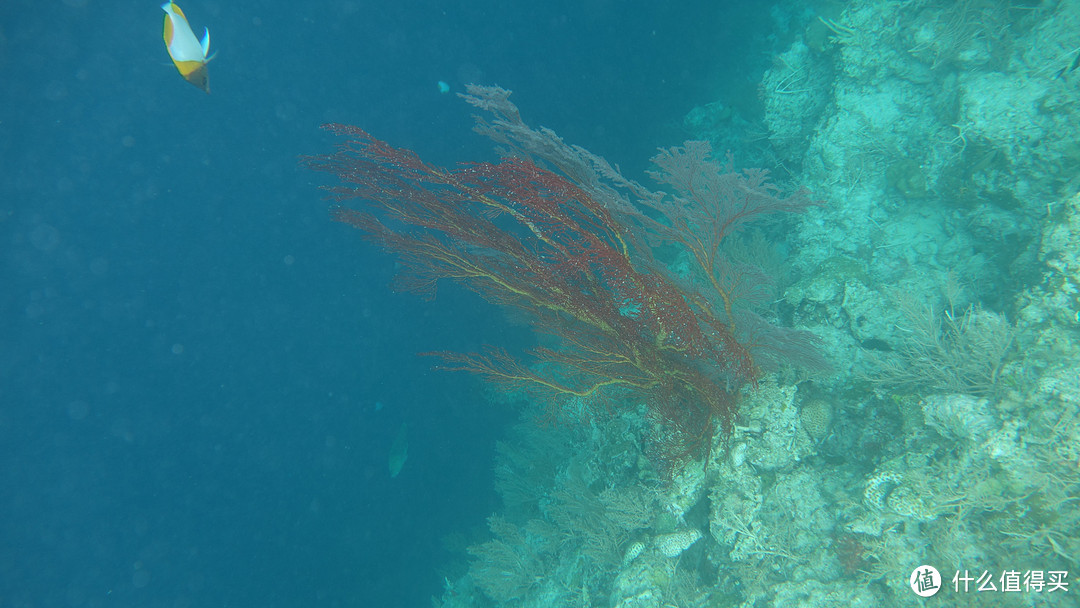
304, 88, 828, 466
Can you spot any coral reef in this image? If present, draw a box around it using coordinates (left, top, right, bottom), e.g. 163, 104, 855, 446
313, 2, 1080, 607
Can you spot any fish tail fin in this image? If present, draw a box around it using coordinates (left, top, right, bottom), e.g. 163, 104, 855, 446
200, 27, 211, 57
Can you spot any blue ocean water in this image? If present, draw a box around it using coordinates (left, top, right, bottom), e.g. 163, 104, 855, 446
0, 2, 788, 607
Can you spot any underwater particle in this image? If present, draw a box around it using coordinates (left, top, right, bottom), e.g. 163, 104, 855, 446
654, 528, 702, 558
388, 422, 408, 477
67, 400, 90, 421
29, 223, 60, 252
437, 80, 450, 94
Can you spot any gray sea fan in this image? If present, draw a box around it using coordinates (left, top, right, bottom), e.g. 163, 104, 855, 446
871, 295, 1017, 397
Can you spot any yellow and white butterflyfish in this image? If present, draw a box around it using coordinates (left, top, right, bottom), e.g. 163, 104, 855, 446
161, 2, 215, 93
